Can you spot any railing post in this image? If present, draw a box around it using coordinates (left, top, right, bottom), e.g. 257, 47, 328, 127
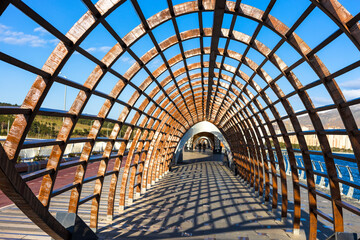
285, 154, 291, 175
297, 157, 305, 180
318, 162, 326, 188
346, 166, 355, 199
335, 165, 343, 195
312, 161, 318, 184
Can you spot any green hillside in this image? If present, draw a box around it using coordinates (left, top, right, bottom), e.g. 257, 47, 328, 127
0, 102, 127, 139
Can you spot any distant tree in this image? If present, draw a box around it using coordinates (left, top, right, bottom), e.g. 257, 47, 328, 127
83, 128, 89, 135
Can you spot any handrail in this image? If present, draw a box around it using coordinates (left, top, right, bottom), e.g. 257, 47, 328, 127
279, 150, 358, 200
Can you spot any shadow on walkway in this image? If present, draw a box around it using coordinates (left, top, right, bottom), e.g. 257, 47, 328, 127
97, 152, 334, 239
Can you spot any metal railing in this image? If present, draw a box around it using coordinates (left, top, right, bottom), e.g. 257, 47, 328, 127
276, 150, 359, 200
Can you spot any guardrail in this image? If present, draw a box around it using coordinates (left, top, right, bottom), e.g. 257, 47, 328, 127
16, 141, 133, 162
278, 150, 359, 200
13, 139, 133, 173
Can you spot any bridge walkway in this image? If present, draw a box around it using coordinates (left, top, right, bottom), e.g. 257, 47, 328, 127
97, 150, 306, 239
1, 150, 354, 239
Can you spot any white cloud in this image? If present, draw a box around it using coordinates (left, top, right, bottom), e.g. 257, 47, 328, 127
342, 89, 360, 99
0, 24, 9, 31
336, 78, 360, 99
311, 96, 332, 105
49, 39, 60, 45
84, 47, 135, 65
120, 56, 135, 64
339, 79, 360, 88
86, 47, 97, 53
0, 24, 55, 47
99, 46, 111, 52
120, 56, 130, 62
33, 27, 49, 34
85, 46, 112, 53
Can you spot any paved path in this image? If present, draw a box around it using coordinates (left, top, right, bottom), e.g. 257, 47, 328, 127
1, 150, 359, 239
97, 152, 306, 239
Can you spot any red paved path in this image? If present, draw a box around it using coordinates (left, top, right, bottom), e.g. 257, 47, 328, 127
0, 157, 127, 208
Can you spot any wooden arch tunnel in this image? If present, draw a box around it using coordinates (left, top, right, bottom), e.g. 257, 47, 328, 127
1, 0, 360, 239
192, 132, 215, 149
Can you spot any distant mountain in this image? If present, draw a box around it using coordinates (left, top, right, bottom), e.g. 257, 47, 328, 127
300, 106, 360, 129
284, 105, 360, 130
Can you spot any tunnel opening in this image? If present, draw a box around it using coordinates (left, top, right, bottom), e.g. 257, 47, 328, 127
173, 121, 232, 166
180, 128, 226, 164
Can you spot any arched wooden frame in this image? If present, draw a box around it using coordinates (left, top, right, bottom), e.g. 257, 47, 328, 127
0, 0, 360, 239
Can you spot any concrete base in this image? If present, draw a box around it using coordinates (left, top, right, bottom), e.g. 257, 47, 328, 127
147, 184, 151, 189
118, 205, 125, 213
54, 212, 98, 240
127, 198, 133, 205
141, 188, 146, 194
151, 180, 155, 185
293, 228, 300, 235
134, 192, 141, 199
106, 215, 113, 222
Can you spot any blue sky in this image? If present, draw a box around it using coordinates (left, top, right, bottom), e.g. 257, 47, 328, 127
1, 0, 360, 121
